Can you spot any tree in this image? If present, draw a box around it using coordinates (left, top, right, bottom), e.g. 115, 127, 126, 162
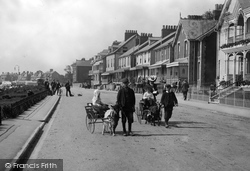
64, 65, 73, 82
202, 10, 214, 20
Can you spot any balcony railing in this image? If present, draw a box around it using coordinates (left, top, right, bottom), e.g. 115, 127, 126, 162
235, 34, 244, 42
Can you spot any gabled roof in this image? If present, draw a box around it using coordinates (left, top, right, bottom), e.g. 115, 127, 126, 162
173, 18, 217, 45
238, 0, 250, 9
216, 0, 250, 29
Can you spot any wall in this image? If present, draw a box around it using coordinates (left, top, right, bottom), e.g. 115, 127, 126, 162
77, 66, 92, 83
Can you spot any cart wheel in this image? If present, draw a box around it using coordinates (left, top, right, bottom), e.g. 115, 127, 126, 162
86, 113, 95, 133
136, 107, 142, 124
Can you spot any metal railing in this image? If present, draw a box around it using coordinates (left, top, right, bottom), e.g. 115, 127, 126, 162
0, 90, 48, 119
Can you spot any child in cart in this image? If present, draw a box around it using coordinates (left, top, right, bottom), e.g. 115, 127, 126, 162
142, 85, 155, 109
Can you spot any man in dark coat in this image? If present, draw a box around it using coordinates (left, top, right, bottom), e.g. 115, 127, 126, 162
65, 80, 73, 97
160, 84, 178, 128
44, 78, 51, 95
181, 79, 189, 100
117, 78, 136, 136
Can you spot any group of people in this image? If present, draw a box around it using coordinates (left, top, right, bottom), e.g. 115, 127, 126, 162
92, 78, 135, 136
44, 79, 73, 97
92, 76, 181, 136
44, 79, 62, 96
141, 77, 178, 128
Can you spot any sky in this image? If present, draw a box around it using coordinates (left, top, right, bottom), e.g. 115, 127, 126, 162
0, 0, 225, 75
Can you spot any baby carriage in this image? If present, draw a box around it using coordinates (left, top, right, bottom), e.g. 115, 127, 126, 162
137, 99, 162, 126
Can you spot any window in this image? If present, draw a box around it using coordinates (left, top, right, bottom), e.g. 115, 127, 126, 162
182, 68, 185, 74
247, 53, 250, 74
184, 41, 188, 57
247, 18, 250, 33
177, 42, 180, 58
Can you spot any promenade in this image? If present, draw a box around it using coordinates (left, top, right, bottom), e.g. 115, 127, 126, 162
0, 88, 249, 170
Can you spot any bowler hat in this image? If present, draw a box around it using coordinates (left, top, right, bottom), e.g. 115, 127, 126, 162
165, 84, 171, 88
121, 78, 129, 84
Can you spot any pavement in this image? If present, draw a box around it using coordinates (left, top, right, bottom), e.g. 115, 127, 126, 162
0, 95, 60, 171
0, 89, 249, 170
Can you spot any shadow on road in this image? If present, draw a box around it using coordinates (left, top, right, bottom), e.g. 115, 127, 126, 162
169, 121, 215, 129
135, 133, 188, 137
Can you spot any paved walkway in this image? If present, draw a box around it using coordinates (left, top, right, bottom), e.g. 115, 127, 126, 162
0, 89, 249, 170
0, 95, 60, 171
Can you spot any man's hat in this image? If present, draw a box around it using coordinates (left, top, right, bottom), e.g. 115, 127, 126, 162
121, 78, 129, 84
148, 75, 157, 82
165, 84, 171, 88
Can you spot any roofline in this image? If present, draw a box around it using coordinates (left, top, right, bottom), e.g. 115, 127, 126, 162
113, 34, 138, 53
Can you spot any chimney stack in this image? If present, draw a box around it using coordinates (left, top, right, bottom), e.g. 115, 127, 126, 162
124, 30, 138, 41
213, 4, 223, 20
161, 25, 177, 38
139, 32, 152, 45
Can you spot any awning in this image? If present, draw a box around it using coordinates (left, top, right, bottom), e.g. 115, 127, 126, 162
113, 68, 125, 73
113, 67, 130, 73
101, 71, 114, 76
136, 65, 144, 70
93, 61, 102, 66
166, 62, 188, 68
101, 72, 110, 76
130, 67, 137, 71
149, 60, 168, 69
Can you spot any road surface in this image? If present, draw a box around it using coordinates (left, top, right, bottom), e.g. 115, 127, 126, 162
28, 87, 250, 171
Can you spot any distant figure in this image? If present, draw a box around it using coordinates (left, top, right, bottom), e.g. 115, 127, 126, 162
51, 79, 57, 95
176, 79, 182, 93
65, 80, 73, 97
44, 78, 51, 95
56, 80, 62, 96
181, 79, 189, 100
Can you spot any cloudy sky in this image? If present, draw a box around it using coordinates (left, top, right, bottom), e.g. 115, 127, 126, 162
0, 0, 225, 75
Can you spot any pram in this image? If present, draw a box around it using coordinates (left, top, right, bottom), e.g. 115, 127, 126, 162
137, 99, 162, 126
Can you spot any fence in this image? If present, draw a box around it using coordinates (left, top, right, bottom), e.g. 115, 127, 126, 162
0, 90, 48, 119
188, 86, 210, 102
218, 88, 250, 108
188, 86, 250, 108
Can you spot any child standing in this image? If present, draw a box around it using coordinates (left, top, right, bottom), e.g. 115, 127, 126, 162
160, 84, 178, 128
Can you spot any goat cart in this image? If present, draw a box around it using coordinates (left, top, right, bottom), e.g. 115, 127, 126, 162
85, 103, 117, 134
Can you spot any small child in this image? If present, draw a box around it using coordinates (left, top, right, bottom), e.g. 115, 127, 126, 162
160, 84, 178, 128
142, 86, 155, 108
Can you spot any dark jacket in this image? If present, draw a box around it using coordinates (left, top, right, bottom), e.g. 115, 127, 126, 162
65, 82, 70, 90
117, 86, 135, 112
181, 81, 189, 92
160, 91, 178, 109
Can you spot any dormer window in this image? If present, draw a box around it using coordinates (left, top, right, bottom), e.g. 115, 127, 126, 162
123, 47, 128, 52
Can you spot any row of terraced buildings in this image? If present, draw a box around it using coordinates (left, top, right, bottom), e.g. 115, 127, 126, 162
81, 0, 250, 108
